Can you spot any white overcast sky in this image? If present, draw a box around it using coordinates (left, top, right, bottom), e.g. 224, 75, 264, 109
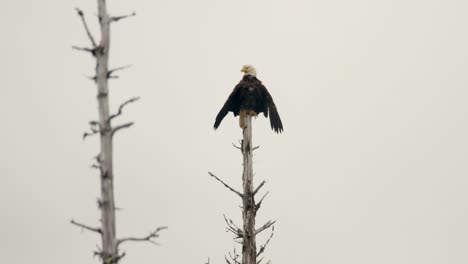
1, 0, 468, 263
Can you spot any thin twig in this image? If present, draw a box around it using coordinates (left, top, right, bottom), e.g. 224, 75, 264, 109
70, 219, 102, 235
83, 131, 99, 140
257, 226, 274, 257
81, 74, 97, 81
252, 145, 260, 151
117, 226, 167, 246
208, 172, 243, 198
108, 97, 140, 123
232, 142, 241, 150
93, 244, 103, 259
226, 247, 241, 264
111, 122, 134, 136
90, 164, 105, 177
255, 191, 269, 211
83, 120, 101, 140
255, 220, 276, 235
74, 8, 97, 48
107, 64, 133, 79
253, 180, 266, 196
72, 46, 95, 54
83, 127, 99, 140
111, 11, 136, 22
223, 214, 243, 238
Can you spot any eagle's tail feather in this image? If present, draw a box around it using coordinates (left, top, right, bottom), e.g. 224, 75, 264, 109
269, 105, 283, 133
214, 107, 229, 129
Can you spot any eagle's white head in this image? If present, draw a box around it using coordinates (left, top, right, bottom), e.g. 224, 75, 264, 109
241, 65, 257, 77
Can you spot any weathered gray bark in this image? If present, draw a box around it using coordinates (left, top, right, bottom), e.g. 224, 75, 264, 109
209, 114, 276, 264
72, 2, 165, 263
241, 116, 256, 264
95, 1, 117, 262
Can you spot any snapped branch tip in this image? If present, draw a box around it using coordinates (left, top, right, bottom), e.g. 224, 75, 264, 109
70, 219, 102, 235
253, 180, 267, 196
208, 172, 243, 198
111, 11, 136, 22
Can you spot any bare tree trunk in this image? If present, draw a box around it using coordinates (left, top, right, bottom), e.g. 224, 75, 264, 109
95, 1, 117, 262
72, 2, 165, 263
209, 114, 275, 264
241, 115, 256, 264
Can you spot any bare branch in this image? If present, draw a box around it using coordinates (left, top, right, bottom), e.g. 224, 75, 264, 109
108, 96, 140, 123
89, 120, 100, 126
255, 191, 269, 211
93, 250, 103, 259
70, 219, 102, 235
224, 214, 241, 231
232, 142, 241, 150
223, 214, 243, 238
111, 11, 136, 22
83, 130, 99, 140
92, 244, 103, 259
90, 164, 105, 177
107, 64, 133, 79
208, 172, 243, 198
81, 74, 97, 81
257, 226, 274, 257
74, 8, 97, 48
252, 145, 260, 151
255, 220, 276, 235
72, 46, 95, 55
226, 247, 241, 264
111, 122, 134, 136
253, 180, 266, 196
83, 120, 101, 140
117, 226, 167, 247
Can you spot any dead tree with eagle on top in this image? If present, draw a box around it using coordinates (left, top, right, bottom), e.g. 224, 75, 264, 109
209, 65, 282, 264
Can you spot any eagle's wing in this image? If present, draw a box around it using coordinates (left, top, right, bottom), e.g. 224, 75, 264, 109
214, 85, 241, 129
262, 86, 283, 133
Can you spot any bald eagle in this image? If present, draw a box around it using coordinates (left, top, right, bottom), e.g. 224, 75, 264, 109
214, 65, 283, 133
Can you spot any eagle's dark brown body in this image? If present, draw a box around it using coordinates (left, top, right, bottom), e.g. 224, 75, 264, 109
214, 75, 283, 133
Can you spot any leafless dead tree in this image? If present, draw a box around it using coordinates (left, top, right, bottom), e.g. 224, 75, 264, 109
71, 1, 165, 263
210, 115, 275, 264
